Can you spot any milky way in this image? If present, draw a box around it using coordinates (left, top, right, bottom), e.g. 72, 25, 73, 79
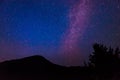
61, 0, 92, 66
0, 0, 120, 66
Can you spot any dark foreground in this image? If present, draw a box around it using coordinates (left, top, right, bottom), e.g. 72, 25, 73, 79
0, 55, 120, 80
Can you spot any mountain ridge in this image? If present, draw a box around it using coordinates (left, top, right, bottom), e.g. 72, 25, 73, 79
0, 55, 93, 80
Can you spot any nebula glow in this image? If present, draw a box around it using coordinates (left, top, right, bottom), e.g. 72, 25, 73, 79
0, 0, 120, 66
61, 0, 92, 65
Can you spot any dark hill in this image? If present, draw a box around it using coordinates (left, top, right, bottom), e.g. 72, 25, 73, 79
0, 55, 66, 74
0, 55, 94, 80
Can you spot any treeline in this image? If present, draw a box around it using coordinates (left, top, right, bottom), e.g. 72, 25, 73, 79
88, 43, 120, 74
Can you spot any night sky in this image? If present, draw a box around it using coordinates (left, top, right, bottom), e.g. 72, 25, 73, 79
0, 0, 120, 66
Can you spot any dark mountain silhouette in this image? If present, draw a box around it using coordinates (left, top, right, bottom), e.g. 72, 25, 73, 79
0, 55, 66, 74
0, 55, 93, 80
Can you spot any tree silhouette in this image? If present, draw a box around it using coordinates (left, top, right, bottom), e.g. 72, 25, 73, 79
89, 43, 120, 73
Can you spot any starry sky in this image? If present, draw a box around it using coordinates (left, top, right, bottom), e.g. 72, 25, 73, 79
0, 0, 120, 66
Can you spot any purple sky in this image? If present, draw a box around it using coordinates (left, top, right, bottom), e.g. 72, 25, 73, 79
0, 0, 120, 66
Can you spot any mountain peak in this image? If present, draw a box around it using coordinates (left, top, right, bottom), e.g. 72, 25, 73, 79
23, 55, 47, 61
